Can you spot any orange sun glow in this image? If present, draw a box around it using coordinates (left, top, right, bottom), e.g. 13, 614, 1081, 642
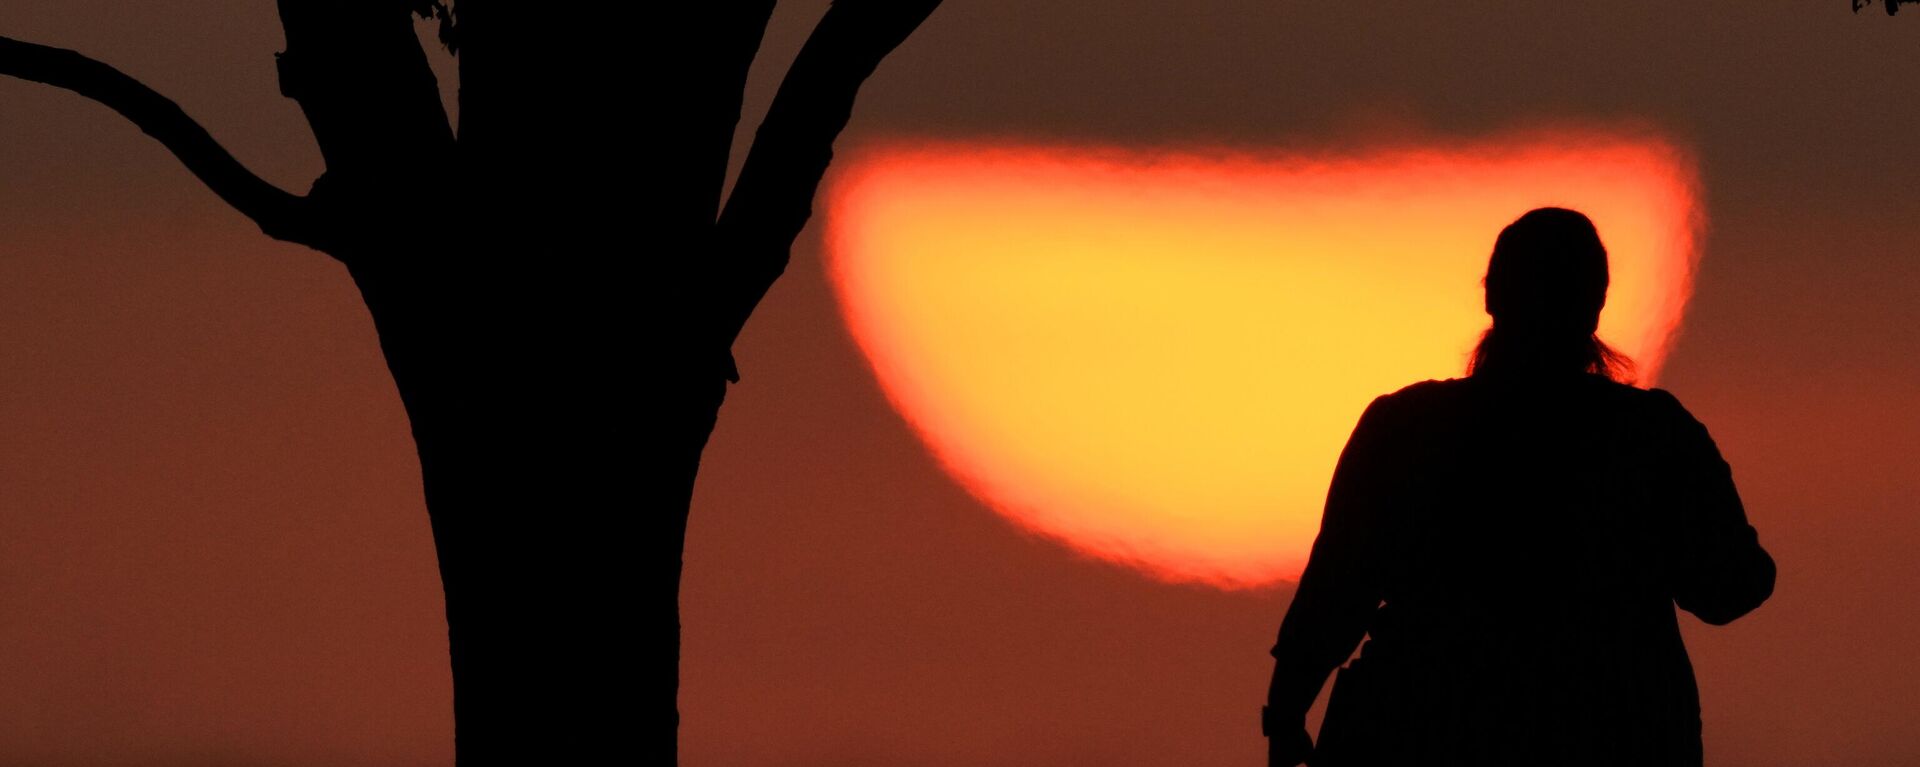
823, 130, 1703, 589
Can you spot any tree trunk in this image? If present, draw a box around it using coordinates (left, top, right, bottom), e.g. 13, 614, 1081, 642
2, 0, 939, 762
339, 242, 726, 761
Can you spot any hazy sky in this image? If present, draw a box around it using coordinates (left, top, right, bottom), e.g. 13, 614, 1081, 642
1, 2, 1916, 765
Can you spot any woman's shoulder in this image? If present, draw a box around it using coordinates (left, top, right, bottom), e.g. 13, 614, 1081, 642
1377, 376, 1468, 406
1594, 379, 1698, 421
1356, 378, 1467, 426
1383, 377, 1460, 398
1379, 374, 1687, 415
1636, 386, 1718, 439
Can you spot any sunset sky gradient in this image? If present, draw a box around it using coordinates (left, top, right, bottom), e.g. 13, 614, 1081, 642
0, 2, 1916, 765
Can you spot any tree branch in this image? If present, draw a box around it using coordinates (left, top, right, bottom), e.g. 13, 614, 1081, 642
274, 0, 455, 187
713, 0, 944, 364
697, 0, 779, 227
0, 35, 316, 247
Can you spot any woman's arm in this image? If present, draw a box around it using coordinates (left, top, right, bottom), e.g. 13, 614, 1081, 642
1264, 394, 1399, 761
1651, 389, 1776, 625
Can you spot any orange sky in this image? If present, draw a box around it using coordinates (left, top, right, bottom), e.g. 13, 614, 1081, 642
2, 2, 1917, 765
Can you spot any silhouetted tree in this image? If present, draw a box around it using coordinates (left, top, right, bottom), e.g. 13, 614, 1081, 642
0, 1, 941, 763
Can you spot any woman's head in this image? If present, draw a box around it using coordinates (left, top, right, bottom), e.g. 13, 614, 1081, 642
1467, 207, 1635, 382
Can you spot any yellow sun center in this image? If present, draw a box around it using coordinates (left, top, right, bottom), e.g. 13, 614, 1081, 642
823, 131, 1702, 588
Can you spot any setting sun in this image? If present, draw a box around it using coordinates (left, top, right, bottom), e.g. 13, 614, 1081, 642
823, 131, 1702, 589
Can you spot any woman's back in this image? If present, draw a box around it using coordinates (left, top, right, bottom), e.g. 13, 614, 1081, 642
1263, 209, 1775, 766
1267, 372, 1776, 766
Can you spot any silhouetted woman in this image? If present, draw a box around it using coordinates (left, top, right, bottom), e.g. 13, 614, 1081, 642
1261, 208, 1775, 766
